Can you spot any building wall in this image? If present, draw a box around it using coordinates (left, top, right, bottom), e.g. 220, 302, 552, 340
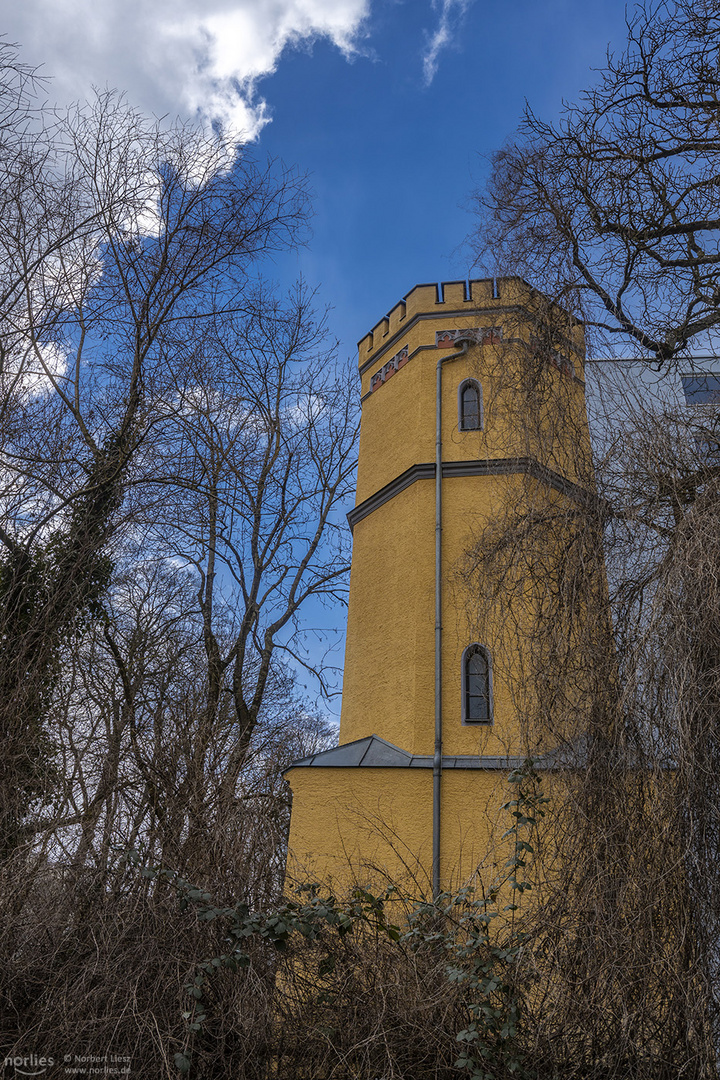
340, 473, 534, 757
285, 278, 590, 894
286, 766, 514, 893
340, 277, 588, 758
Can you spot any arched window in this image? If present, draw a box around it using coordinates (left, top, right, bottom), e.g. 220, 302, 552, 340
458, 379, 483, 431
462, 644, 492, 723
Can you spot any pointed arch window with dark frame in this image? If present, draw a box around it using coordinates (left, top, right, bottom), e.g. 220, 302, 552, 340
458, 379, 483, 431
462, 643, 492, 723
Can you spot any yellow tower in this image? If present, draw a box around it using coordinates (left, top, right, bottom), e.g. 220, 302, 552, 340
285, 278, 589, 895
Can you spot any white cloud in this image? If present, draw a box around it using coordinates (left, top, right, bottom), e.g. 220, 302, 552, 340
4, 0, 370, 140
422, 0, 473, 86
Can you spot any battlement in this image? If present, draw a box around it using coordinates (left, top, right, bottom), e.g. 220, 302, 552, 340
357, 277, 537, 368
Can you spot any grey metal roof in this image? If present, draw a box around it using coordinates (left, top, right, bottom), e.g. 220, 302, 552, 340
284, 734, 536, 774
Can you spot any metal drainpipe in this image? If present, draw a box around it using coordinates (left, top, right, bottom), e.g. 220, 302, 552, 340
433, 337, 471, 900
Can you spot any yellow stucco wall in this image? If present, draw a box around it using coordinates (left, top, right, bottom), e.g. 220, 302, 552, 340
354, 277, 586, 503
340, 472, 536, 757
285, 765, 514, 895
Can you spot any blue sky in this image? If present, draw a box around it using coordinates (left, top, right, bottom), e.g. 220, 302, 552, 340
8, 0, 631, 363
262, 1, 632, 360
255, 0, 632, 360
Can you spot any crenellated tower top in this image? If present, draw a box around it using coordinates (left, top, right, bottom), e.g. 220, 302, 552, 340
357, 276, 582, 371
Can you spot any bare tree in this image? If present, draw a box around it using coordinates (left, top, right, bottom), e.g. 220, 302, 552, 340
0, 63, 358, 1075
473, 0, 720, 364
35, 283, 357, 882
468, 6, 720, 1069
457, 324, 720, 1076
146, 285, 356, 843
0, 72, 308, 851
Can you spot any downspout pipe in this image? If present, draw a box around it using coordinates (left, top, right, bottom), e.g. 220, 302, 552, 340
433, 337, 471, 900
